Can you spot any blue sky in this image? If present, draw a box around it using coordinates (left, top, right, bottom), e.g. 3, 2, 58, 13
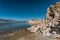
0, 0, 60, 20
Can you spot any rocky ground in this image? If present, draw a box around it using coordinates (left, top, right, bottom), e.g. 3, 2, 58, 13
0, 29, 60, 40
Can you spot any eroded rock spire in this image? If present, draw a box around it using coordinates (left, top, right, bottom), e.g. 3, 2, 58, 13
28, 1, 60, 39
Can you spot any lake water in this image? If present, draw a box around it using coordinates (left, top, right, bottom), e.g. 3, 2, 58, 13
0, 22, 31, 32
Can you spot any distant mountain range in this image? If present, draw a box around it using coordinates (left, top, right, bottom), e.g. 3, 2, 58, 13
0, 19, 27, 23
0, 18, 27, 26
0, 19, 17, 23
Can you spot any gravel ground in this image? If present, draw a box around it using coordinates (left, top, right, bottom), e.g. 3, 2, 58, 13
0, 29, 60, 40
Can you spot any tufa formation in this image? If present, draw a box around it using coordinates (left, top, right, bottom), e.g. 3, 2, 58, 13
28, 1, 60, 39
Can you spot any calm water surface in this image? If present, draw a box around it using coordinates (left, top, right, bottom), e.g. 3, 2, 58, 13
0, 22, 31, 32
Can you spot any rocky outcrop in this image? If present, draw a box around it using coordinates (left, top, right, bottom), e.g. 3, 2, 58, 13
45, 1, 60, 39
28, 1, 60, 39
28, 19, 46, 32
46, 2, 60, 26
